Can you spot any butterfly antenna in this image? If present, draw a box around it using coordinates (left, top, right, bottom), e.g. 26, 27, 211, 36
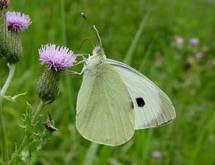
92, 25, 103, 48
81, 12, 103, 48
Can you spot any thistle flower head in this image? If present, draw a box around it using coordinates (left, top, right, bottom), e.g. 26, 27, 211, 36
152, 150, 162, 159
189, 37, 199, 48
0, 0, 9, 10
195, 52, 203, 60
174, 36, 184, 49
6, 11, 31, 32
39, 44, 76, 71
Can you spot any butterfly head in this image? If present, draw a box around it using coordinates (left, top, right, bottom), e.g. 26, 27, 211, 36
84, 46, 106, 71
92, 46, 105, 57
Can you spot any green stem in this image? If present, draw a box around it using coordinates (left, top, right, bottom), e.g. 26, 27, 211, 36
8, 101, 45, 164
32, 101, 45, 124
1, 64, 16, 96
0, 97, 7, 163
7, 135, 27, 165
0, 63, 16, 163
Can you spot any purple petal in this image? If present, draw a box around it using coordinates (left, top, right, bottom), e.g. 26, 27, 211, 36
39, 44, 76, 71
6, 11, 31, 32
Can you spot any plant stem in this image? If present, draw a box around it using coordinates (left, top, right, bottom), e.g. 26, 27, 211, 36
0, 97, 7, 162
0, 64, 16, 96
8, 101, 45, 164
7, 134, 27, 165
32, 101, 45, 124
0, 63, 16, 162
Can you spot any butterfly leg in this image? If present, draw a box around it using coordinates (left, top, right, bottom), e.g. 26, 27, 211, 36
73, 60, 85, 66
66, 60, 85, 75
75, 53, 90, 58
66, 70, 84, 75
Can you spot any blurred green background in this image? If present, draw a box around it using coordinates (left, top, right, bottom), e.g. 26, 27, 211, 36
0, 0, 214, 164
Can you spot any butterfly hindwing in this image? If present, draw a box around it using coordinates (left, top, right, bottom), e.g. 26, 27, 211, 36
76, 64, 135, 146
104, 59, 176, 129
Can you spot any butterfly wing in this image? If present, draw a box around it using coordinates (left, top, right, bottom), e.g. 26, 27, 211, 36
104, 59, 176, 129
76, 64, 135, 146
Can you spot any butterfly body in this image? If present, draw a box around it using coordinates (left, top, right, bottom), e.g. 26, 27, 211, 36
76, 46, 176, 146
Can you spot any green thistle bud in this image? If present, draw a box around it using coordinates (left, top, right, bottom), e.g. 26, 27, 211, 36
37, 69, 61, 104
0, 11, 6, 58
0, 11, 31, 63
0, 12, 22, 63
0, 31, 22, 63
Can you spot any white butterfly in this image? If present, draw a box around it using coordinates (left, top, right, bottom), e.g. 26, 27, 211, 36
76, 46, 176, 146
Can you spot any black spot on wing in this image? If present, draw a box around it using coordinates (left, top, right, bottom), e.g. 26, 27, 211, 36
136, 97, 145, 107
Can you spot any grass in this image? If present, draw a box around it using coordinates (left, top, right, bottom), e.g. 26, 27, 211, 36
0, 0, 215, 164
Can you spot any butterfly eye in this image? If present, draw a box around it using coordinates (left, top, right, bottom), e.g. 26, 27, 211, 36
136, 97, 145, 107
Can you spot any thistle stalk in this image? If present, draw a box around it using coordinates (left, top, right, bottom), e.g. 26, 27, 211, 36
0, 63, 15, 162
32, 100, 45, 124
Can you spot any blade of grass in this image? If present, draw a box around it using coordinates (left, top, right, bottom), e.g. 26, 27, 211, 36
60, 1, 77, 162
84, 143, 99, 165
190, 113, 213, 165
139, 33, 159, 71
60, 0, 75, 112
142, 130, 153, 164
123, 13, 150, 65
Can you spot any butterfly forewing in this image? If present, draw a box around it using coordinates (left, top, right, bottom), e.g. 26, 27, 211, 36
104, 59, 176, 129
76, 64, 135, 146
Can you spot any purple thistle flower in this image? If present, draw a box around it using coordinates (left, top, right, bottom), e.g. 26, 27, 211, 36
39, 44, 76, 71
152, 150, 162, 159
0, 0, 9, 10
6, 11, 31, 32
189, 38, 199, 48
195, 52, 203, 60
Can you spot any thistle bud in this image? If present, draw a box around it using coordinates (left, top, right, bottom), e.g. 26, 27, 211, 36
0, 11, 6, 58
0, 0, 9, 10
0, 31, 22, 63
0, 11, 31, 63
37, 69, 60, 104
